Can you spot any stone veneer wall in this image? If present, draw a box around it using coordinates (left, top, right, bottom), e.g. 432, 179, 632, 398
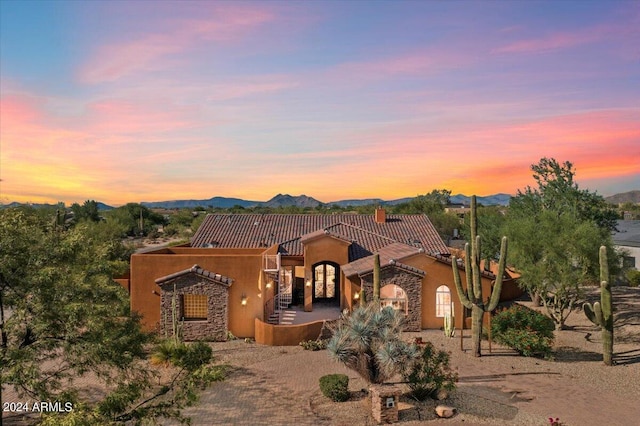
160, 274, 229, 341
361, 267, 422, 332
370, 384, 401, 424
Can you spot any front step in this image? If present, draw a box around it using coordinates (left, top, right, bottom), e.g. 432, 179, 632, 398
267, 314, 280, 325
279, 310, 296, 325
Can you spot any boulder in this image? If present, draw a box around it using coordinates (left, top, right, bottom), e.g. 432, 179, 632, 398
435, 405, 456, 418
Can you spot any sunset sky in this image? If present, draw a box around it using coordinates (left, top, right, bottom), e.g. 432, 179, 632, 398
1, 1, 639, 206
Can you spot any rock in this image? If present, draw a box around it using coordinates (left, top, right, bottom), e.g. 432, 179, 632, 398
436, 389, 449, 400
435, 405, 456, 418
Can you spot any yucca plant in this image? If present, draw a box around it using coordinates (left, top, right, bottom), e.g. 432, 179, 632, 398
327, 303, 418, 384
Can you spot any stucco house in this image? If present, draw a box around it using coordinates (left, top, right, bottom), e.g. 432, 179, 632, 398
121, 208, 522, 345
613, 220, 640, 271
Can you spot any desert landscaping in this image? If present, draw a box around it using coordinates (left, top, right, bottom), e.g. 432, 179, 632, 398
175, 287, 639, 426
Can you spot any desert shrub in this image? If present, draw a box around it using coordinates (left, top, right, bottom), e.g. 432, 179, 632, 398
492, 305, 555, 357
319, 374, 349, 402
495, 329, 554, 358
403, 341, 457, 400
492, 304, 555, 338
327, 303, 418, 383
299, 339, 327, 351
626, 269, 640, 287
150, 340, 213, 370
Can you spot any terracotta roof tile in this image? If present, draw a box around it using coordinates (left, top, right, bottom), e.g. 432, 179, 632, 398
342, 242, 423, 277
191, 213, 449, 260
155, 264, 233, 287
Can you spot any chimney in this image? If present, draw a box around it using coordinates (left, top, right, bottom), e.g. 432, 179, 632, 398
374, 207, 386, 224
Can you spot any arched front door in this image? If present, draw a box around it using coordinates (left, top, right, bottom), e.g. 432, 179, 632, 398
313, 262, 340, 304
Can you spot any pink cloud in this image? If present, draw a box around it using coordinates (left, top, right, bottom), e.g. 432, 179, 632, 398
326, 48, 471, 83
78, 5, 276, 84
492, 19, 640, 55
493, 31, 599, 54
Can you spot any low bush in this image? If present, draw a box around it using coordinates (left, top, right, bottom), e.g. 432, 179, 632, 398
492, 305, 555, 358
150, 340, 213, 370
299, 339, 327, 351
626, 269, 640, 287
492, 304, 555, 338
319, 374, 349, 402
404, 341, 457, 400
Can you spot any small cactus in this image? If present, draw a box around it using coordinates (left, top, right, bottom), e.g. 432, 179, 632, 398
373, 253, 381, 302
443, 312, 455, 338
583, 246, 613, 366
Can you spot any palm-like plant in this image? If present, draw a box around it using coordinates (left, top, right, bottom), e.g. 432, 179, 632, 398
327, 303, 418, 384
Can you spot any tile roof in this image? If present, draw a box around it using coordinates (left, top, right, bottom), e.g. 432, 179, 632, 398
341, 242, 423, 277
155, 264, 233, 287
613, 220, 640, 248
190, 213, 449, 260
432, 254, 515, 281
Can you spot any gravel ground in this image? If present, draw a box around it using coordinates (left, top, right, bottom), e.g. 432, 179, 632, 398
179, 286, 639, 426
3, 287, 638, 425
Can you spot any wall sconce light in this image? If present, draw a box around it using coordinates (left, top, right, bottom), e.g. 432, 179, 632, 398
353, 292, 360, 300
266, 281, 272, 289
305, 280, 311, 287
241, 294, 247, 306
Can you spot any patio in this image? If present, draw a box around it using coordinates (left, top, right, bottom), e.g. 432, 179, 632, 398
278, 304, 343, 325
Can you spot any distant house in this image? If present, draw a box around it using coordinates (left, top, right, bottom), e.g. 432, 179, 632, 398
120, 208, 521, 345
613, 220, 640, 270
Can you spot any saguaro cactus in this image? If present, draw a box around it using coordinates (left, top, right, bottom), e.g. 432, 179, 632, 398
583, 246, 613, 366
373, 253, 381, 302
452, 195, 508, 357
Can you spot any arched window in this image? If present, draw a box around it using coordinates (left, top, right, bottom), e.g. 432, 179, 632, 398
380, 284, 408, 315
436, 285, 452, 317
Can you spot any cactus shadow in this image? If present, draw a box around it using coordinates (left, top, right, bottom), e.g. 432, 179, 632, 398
553, 346, 603, 362
614, 348, 640, 365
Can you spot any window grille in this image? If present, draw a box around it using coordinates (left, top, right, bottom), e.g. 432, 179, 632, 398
182, 294, 208, 320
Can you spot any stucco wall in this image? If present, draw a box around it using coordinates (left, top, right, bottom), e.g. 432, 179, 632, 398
302, 236, 350, 311
345, 253, 522, 330
254, 318, 325, 346
130, 247, 265, 338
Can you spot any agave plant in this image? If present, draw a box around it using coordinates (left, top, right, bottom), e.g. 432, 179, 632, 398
327, 303, 418, 384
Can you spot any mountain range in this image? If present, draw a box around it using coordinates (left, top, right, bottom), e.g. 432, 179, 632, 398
139, 193, 513, 209
604, 190, 640, 205
4, 190, 637, 210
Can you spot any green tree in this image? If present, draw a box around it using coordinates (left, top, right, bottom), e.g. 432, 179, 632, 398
461, 205, 506, 266
392, 189, 451, 215
104, 203, 165, 237
506, 158, 618, 329
0, 208, 220, 424
70, 200, 101, 223
392, 189, 458, 240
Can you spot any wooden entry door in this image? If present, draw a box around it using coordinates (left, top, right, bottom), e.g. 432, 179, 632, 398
313, 262, 339, 302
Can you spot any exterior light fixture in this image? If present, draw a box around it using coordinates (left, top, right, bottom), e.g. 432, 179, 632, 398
241, 294, 247, 306
354, 292, 360, 300
266, 282, 272, 289
306, 280, 311, 287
